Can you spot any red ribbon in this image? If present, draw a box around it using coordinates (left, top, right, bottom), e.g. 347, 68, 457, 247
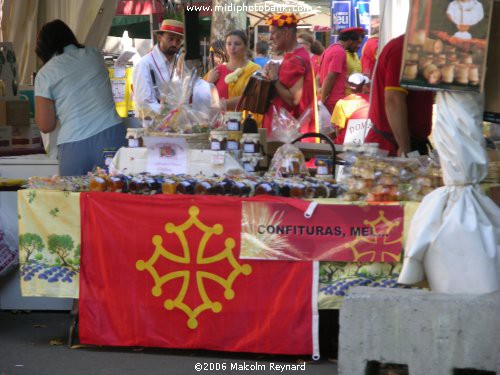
160, 24, 184, 34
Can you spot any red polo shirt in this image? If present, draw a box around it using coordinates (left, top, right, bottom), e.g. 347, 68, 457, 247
360, 36, 379, 78
263, 46, 316, 136
319, 43, 348, 113
366, 34, 433, 156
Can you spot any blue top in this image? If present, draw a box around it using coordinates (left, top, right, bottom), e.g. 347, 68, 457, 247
35, 45, 121, 145
253, 57, 269, 68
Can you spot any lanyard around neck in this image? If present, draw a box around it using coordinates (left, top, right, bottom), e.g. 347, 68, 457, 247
151, 52, 178, 83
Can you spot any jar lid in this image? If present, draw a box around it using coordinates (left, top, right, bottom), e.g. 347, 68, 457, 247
227, 131, 242, 141
210, 130, 228, 140
210, 130, 228, 136
241, 153, 263, 163
224, 112, 243, 121
126, 128, 145, 137
241, 133, 260, 141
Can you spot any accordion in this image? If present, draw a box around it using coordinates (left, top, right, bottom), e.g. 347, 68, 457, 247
237, 74, 275, 115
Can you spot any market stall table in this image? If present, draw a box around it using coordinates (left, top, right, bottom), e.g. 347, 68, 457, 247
17, 189, 419, 354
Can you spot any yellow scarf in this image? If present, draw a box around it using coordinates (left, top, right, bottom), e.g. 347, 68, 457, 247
227, 61, 261, 98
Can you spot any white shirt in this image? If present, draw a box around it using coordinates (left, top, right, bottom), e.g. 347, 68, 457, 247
447, 0, 484, 27
133, 45, 219, 114
132, 45, 181, 113
35, 45, 121, 145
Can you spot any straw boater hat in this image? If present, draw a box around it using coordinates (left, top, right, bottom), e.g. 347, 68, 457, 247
154, 19, 184, 36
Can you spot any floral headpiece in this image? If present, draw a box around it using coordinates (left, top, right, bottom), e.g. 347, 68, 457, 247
266, 13, 299, 28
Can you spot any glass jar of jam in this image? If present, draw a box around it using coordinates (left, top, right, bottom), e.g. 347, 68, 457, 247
224, 112, 243, 131
255, 181, 279, 196
226, 131, 242, 151
230, 180, 256, 197
315, 156, 333, 176
241, 134, 260, 154
89, 175, 108, 192
126, 128, 144, 148
290, 183, 307, 198
210, 130, 228, 151
108, 175, 130, 193
162, 177, 178, 194
176, 179, 196, 195
241, 153, 262, 174
195, 180, 216, 195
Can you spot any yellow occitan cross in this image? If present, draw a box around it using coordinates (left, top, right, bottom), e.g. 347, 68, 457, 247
136, 206, 252, 329
344, 210, 403, 262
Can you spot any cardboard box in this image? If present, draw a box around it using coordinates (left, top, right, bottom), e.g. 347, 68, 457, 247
0, 126, 12, 149
0, 99, 30, 126
11, 124, 42, 149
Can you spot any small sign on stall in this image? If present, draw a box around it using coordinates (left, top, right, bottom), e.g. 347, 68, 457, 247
343, 118, 373, 145
143, 136, 188, 175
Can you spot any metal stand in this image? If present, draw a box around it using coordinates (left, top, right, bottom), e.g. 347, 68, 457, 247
68, 299, 79, 347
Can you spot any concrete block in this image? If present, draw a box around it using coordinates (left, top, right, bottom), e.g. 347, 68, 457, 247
339, 287, 500, 375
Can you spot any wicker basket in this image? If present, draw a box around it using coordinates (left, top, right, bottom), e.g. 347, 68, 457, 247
144, 131, 210, 150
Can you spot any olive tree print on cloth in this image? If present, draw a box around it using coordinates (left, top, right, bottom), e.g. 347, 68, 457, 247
18, 190, 80, 298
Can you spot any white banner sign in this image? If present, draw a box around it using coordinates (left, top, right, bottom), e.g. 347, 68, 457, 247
144, 136, 188, 175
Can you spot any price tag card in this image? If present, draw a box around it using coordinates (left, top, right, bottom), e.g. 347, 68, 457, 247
211, 151, 225, 165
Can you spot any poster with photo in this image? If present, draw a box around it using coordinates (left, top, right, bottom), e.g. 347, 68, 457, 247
401, 0, 493, 92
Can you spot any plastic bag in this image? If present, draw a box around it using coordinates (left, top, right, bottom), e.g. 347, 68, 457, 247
317, 101, 334, 135
0, 211, 18, 277
267, 106, 310, 178
268, 143, 309, 177
138, 64, 221, 134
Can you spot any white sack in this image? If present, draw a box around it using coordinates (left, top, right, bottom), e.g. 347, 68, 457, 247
399, 91, 500, 294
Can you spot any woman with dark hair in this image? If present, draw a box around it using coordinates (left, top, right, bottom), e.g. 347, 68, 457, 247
204, 30, 260, 110
297, 31, 324, 76
208, 39, 228, 70
35, 19, 126, 176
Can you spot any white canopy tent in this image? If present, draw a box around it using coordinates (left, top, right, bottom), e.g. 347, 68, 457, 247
0, 0, 118, 85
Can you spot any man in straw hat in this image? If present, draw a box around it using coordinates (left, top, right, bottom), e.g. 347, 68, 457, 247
319, 27, 365, 113
133, 19, 184, 113
263, 13, 316, 136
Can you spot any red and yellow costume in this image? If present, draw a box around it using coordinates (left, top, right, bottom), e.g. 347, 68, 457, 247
263, 13, 316, 136
331, 93, 369, 144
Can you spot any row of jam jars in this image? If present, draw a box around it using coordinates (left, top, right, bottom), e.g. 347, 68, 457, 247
89, 174, 131, 192
254, 179, 338, 198
128, 175, 162, 194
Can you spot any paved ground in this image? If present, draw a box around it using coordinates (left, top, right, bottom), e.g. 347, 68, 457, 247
0, 311, 338, 375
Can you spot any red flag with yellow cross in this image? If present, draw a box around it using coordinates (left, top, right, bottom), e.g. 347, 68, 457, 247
79, 193, 316, 355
